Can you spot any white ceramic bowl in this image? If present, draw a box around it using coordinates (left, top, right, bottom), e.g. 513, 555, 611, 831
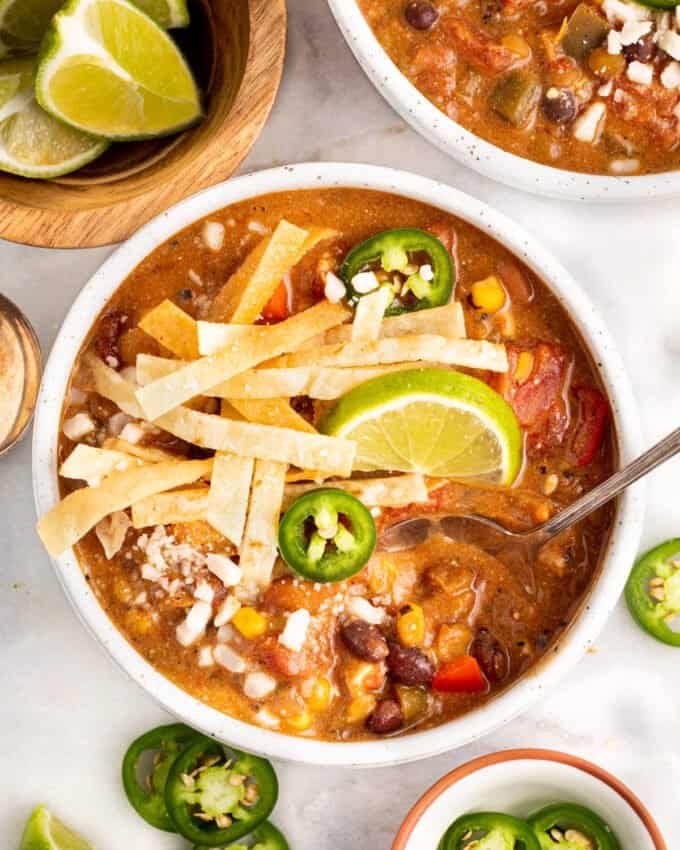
327, 0, 680, 202
392, 749, 667, 849
33, 162, 644, 767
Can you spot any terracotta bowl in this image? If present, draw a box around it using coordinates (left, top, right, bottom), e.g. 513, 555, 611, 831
0, 0, 286, 249
392, 749, 667, 850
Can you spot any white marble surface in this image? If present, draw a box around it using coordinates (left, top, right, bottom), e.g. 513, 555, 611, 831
2, 1, 679, 847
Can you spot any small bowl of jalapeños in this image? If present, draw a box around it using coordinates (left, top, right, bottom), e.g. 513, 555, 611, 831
392, 749, 667, 850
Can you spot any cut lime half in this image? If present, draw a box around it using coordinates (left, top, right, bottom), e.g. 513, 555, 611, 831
0, 57, 109, 177
20, 806, 95, 850
0, 0, 63, 58
36, 0, 202, 140
320, 368, 523, 486
132, 0, 189, 28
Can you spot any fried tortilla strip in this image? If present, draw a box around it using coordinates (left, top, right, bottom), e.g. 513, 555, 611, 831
155, 407, 355, 476
38, 458, 213, 557
239, 460, 287, 591
103, 438, 178, 463
131, 487, 208, 528
351, 287, 392, 343
282, 474, 429, 511
95, 511, 132, 558
206, 453, 254, 546
227, 398, 317, 433
137, 301, 349, 419
86, 352, 144, 418
60, 444, 146, 485
267, 335, 508, 372
208, 223, 336, 323
138, 300, 199, 359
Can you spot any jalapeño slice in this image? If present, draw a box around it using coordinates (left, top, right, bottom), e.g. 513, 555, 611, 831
193, 821, 290, 850
278, 488, 376, 583
121, 723, 200, 832
165, 736, 278, 845
625, 538, 680, 646
440, 812, 542, 850
341, 227, 454, 316
528, 803, 621, 850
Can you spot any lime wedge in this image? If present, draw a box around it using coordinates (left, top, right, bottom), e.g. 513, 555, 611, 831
320, 368, 523, 485
0, 0, 63, 58
132, 0, 189, 28
20, 806, 94, 850
36, 0, 202, 140
0, 57, 108, 177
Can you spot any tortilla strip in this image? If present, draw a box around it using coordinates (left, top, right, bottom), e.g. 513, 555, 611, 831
206, 453, 254, 546
282, 474, 429, 511
351, 287, 392, 343
155, 406, 355, 476
266, 335, 508, 372
208, 224, 336, 323
239, 460, 287, 591
138, 300, 199, 359
60, 444, 145, 485
137, 301, 349, 419
38, 458, 213, 557
103, 438, 178, 463
86, 353, 144, 418
131, 487, 208, 528
95, 511, 132, 558
227, 398, 317, 433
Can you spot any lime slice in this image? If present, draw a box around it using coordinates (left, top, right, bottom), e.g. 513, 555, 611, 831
20, 806, 94, 850
0, 0, 63, 58
36, 0, 202, 140
0, 57, 108, 177
131, 0, 189, 28
320, 368, 523, 485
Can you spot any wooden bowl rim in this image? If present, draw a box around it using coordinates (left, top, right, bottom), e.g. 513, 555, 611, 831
0, 0, 286, 249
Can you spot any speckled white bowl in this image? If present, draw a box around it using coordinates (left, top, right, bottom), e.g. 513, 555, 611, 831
392, 749, 667, 849
327, 0, 680, 202
33, 163, 644, 767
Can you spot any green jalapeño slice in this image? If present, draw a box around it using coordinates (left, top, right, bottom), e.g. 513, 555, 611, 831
528, 803, 621, 850
122, 723, 201, 832
164, 736, 278, 845
625, 538, 680, 646
440, 812, 542, 850
193, 821, 290, 850
278, 488, 376, 583
341, 228, 454, 316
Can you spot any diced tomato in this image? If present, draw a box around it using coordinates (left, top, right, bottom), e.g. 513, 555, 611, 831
491, 342, 571, 453
261, 281, 290, 323
571, 386, 609, 467
432, 656, 487, 693
257, 635, 314, 679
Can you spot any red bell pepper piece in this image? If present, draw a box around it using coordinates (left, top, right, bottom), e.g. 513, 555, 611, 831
432, 655, 487, 693
571, 386, 609, 467
261, 281, 290, 323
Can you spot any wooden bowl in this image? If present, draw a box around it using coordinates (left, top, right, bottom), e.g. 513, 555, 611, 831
0, 0, 286, 248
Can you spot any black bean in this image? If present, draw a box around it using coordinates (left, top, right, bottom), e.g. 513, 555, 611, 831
340, 620, 389, 662
366, 699, 403, 734
541, 87, 577, 124
470, 628, 509, 683
387, 642, 434, 685
404, 1, 439, 30
623, 33, 656, 63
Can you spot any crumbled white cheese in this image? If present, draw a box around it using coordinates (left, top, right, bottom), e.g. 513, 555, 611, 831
243, 671, 277, 699
620, 20, 652, 44
62, 412, 95, 441
351, 271, 379, 294
194, 581, 215, 603
188, 269, 203, 287
676, 5, 680, 28
656, 11, 671, 31
346, 596, 386, 625
660, 29, 680, 60
202, 220, 225, 252
661, 60, 680, 88
119, 422, 145, 444
119, 365, 138, 386
198, 645, 215, 667
609, 158, 641, 174
419, 264, 434, 282
603, 0, 650, 24
598, 80, 614, 96
248, 220, 269, 235
607, 30, 623, 54
279, 608, 311, 652
214, 643, 247, 673
107, 411, 132, 436
176, 601, 213, 647
214, 595, 242, 628
324, 271, 346, 304
627, 60, 654, 84
68, 387, 86, 405
572, 102, 607, 142
255, 708, 280, 728
206, 553, 242, 587
217, 623, 237, 642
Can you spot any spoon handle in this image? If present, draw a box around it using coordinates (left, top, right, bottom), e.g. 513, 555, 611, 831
538, 425, 680, 541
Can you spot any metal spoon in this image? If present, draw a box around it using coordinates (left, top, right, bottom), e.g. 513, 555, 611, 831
381, 426, 680, 561
0, 293, 42, 457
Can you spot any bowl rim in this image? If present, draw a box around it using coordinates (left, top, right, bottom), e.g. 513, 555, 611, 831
391, 748, 668, 849
326, 0, 680, 203
32, 161, 644, 767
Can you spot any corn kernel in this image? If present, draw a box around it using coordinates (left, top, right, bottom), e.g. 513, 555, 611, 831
397, 603, 426, 647
470, 276, 506, 313
124, 608, 154, 635
284, 709, 313, 732
307, 676, 333, 712
345, 660, 385, 697
113, 578, 133, 604
232, 607, 268, 639
513, 350, 534, 384
534, 502, 552, 523
501, 34, 531, 58
346, 695, 377, 723
435, 623, 473, 661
